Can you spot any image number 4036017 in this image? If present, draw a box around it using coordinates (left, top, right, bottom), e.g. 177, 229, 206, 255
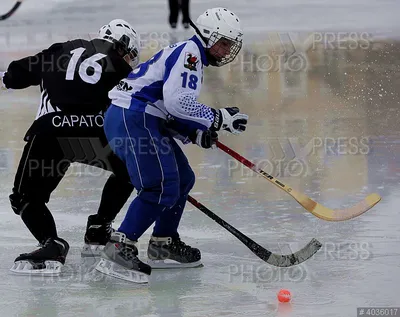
181, 72, 198, 89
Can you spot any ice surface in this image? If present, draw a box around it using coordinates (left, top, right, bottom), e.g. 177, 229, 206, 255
0, 1, 399, 316
0, 0, 399, 34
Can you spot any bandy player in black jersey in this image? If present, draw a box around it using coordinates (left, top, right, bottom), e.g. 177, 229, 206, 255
0, 19, 140, 275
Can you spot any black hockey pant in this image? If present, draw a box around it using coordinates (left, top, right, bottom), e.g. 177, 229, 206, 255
10, 133, 133, 244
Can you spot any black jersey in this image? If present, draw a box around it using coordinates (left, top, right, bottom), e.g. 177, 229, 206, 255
3, 38, 132, 138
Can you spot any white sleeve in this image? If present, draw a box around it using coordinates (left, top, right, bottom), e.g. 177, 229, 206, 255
163, 42, 215, 131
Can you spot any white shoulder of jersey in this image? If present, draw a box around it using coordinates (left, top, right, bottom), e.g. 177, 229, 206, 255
163, 39, 214, 131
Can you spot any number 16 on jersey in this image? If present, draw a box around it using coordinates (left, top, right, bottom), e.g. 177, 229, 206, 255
66, 48, 106, 84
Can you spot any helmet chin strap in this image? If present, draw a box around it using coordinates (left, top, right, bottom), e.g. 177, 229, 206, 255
205, 52, 219, 66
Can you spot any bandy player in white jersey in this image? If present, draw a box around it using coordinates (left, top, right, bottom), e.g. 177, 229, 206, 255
95, 7, 249, 283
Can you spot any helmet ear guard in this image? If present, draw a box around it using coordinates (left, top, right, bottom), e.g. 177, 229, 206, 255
108, 34, 139, 67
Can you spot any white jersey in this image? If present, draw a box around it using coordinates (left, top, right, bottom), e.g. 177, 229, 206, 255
109, 35, 215, 132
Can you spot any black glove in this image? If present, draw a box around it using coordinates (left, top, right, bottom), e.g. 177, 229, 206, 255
189, 129, 218, 149
211, 107, 248, 134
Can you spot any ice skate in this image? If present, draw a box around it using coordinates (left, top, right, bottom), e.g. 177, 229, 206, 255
10, 237, 69, 276
147, 236, 202, 269
81, 214, 114, 257
95, 232, 151, 284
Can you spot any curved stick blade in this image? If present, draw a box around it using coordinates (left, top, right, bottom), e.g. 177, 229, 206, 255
188, 195, 321, 267
290, 190, 381, 221
266, 238, 322, 267
216, 141, 382, 221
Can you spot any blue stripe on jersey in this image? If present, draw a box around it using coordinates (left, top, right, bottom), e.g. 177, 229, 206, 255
190, 36, 209, 66
163, 43, 187, 83
128, 50, 164, 80
129, 80, 164, 111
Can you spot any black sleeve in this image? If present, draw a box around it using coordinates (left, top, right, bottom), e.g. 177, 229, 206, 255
3, 42, 63, 89
164, 118, 197, 139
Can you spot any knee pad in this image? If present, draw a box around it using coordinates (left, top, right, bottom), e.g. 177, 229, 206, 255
9, 192, 47, 216
9, 192, 29, 215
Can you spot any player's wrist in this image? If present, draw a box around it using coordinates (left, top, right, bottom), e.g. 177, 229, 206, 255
210, 108, 222, 131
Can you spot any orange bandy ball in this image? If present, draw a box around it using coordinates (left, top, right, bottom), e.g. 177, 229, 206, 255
277, 289, 291, 303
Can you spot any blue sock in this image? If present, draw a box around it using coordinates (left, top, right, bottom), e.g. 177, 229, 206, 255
152, 194, 187, 238
118, 196, 165, 241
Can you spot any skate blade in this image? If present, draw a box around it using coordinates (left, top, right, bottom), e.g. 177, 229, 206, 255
95, 258, 149, 284
148, 259, 203, 269
10, 260, 63, 276
81, 244, 104, 257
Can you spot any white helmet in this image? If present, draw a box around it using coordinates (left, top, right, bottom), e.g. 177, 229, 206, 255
195, 8, 243, 66
98, 19, 140, 68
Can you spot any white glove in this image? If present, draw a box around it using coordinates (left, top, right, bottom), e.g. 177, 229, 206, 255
211, 107, 248, 135
0, 72, 7, 91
